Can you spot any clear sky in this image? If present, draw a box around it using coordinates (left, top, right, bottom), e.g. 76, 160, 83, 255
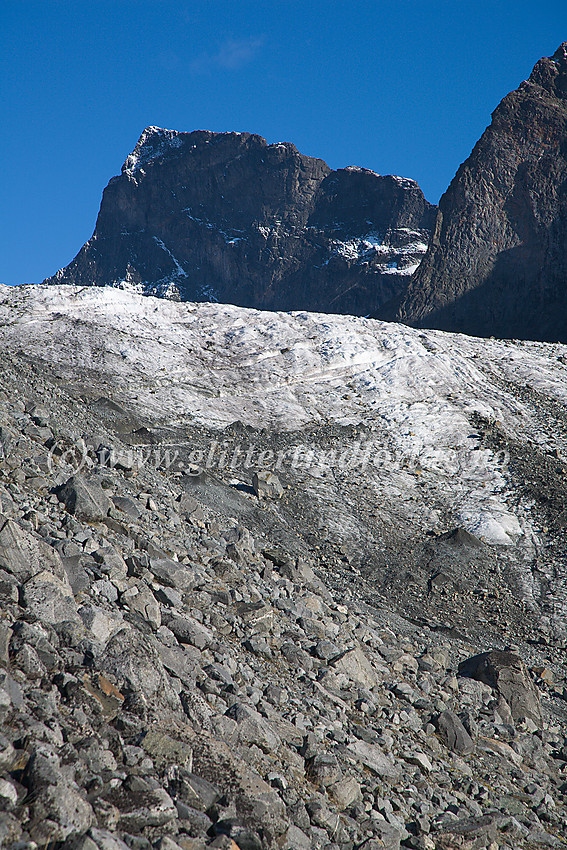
1, 1, 566, 285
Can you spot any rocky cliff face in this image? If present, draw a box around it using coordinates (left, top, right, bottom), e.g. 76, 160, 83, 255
44, 128, 435, 316
391, 43, 567, 342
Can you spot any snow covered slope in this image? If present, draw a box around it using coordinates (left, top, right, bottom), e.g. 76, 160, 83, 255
3, 284, 567, 643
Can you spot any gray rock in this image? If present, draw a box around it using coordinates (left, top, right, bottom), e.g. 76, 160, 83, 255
112, 495, 142, 519
150, 557, 196, 590
436, 709, 475, 755
213, 819, 263, 850
244, 636, 273, 659
0, 777, 18, 811
101, 627, 181, 716
76, 829, 132, 850
176, 771, 221, 811
155, 838, 187, 850
329, 776, 361, 810
56, 475, 111, 521
121, 585, 161, 630
282, 824, 312, 850
177, 493, 205, 522
154, 584, 184, 608
61, 553, 93, 593
237, 601, 274, 634
281, 558, 332, 600
306, 752, 343, 787
433, 812, 504, 842
0, 670, 24, 715
226, 702, 281, 752
0, 734, 16, 772
358, 823, 401, 850
281, 641, 314, 672
93, 544, 128, 578
79, 603, 124, 644
0, 425, 16, 459
104, 785, 177, 831
459, 650, 543, 728
141, 729, 193, 769
29, 782, 94, 844
167, 614, 214, 649
331, 646, 379, 688
0, 515, 66, 582
23, 568, 80, 625
252, 470, 284, 499
346, 739, 401, 782
391, 681, 419, 703
0, 813, 22, 848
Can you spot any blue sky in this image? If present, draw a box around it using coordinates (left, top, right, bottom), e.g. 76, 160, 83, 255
1, 1, 566, 285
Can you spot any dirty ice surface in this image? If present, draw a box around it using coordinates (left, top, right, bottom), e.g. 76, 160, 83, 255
2, 284, 567, 548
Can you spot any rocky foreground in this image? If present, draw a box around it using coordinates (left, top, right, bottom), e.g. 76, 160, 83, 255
0, 287, 567, 848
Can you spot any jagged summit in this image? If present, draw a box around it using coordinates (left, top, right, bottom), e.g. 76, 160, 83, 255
527, 41, 567, 93
389, 43, 567, 342
122, 127, 275, 176
45, 129, 436, 315
122, 126, 186, 174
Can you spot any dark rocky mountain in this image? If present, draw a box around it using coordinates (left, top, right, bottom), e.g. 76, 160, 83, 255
390, 43, 567, 342
44, 128, 436, 316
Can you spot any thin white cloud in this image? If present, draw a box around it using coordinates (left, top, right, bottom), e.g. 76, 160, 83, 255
190, 36, 264, 74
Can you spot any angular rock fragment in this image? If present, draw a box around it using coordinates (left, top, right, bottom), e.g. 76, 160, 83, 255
175, 770, 221, 811
101, 627, 181, 716
104, 785, 177, 831
167, 614, 214, 649
56, 475, 111, 521
141, 730, 193, 769
23, 568, 81, 627
226, 702, 281, 752
459, 649, 542, 728
150, 557, 196, 590
346, 739, 401, 782
306, 751, 343, 787
330, 646, 380, 688
252, 470, 284, 499
0, 516, 66, 582
236, 601, 274, 634
436, 709, 475, 755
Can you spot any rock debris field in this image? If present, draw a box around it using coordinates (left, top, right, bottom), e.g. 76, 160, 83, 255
0, 286, 567, 849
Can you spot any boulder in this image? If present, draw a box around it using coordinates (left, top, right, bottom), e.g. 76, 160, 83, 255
22, 569, 80, 625
436, 709, 475, 755
459, 650, 542, 728
56, 475, 111, 521
252, 470, 284, 499
0, 516, 66, 582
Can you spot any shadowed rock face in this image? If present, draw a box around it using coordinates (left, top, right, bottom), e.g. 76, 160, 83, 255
44, 128, 435, 316
390, 43, 567, 342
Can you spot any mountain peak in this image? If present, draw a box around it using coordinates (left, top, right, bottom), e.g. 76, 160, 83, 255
46, 129, 436, 316
122, 126, 183, 174
552, 41, 567, 64
390, 43, 567, 342
527, 41, 567, 97
122, 126, 258, 175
